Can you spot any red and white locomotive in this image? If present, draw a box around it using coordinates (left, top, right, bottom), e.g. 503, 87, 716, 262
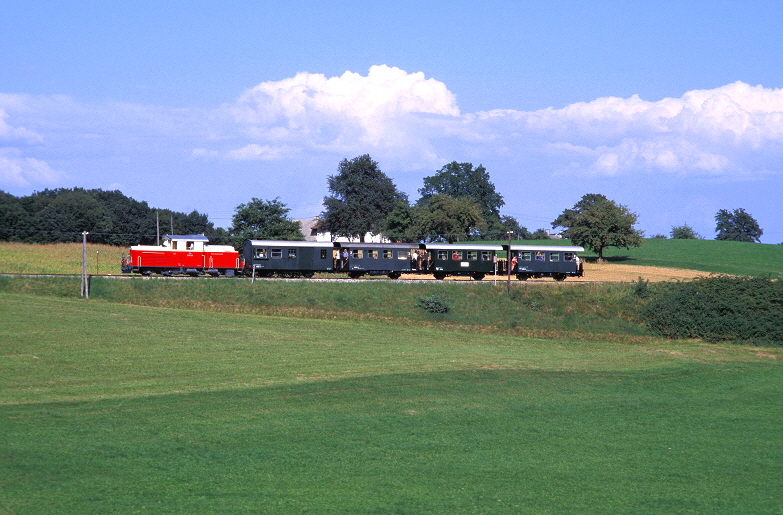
122, 234, 243, 276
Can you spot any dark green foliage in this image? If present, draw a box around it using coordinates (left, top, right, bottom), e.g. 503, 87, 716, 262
418, 161, 504, 221
1, 188, 216, 246
715, 208, 763, 242
416, 293, 450, 314
228, 197, 303, 248
410, 194, 487, 243
552, 193, 644, 259
670, 224, 701, 239
642, 276, 783, 346
321, 155, 408, 242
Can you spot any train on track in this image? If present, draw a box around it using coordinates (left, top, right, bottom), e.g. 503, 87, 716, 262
122, 234, 584, 281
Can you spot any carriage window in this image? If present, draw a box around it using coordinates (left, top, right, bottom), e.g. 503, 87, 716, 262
438, 250, 448, 260
467, 251, 478, 261
550, 253, 559, 262
520, 251, 532, 261
451, 250, 462, 260
368, 249, 378, 259
383, 249, 393, 259
535, 252, 544, 262
397, 250, 408, 260
255, 248, 268, 259
320, 249, 328, 259
271, 248, 283, 259
481, 251, 492, 261
288, 248, 297, 258
564, 253, 574, 262
352, 249, 363, 259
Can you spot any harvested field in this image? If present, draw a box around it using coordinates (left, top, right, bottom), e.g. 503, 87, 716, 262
405, 262, 708, 283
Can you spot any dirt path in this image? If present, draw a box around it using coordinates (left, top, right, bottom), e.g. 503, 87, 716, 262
405, 263, 708, 283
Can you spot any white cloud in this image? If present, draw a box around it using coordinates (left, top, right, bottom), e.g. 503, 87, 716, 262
0, 150, 64, 187
0, 108, 42, 144
469, 81, 783, 178
224, 65, 459, 163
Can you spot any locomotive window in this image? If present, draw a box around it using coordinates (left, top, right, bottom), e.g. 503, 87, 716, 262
172, 241, 178, 250
271, 248, 283, 259
320, 249, 328, 259
550, 253, 560, 262
383, 249, 393, 259
520, 252, 531, 261
481, 251, 492, 261
368, 249, 378, 259
352, 249, 363, 259
564, 253, 574, 261
186, 241, 194, 250
438, 250, 448, 260
288, 249, 297, 259
397, 250, 408, 260
255, 248, 268, 259
467, 251, 478, 261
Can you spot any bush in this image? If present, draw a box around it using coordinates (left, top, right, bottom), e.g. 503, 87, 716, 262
641, 276, 783, 346
416, 294, 450, 314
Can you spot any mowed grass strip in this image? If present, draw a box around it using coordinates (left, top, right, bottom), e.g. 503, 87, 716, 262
2, 294, 783, 514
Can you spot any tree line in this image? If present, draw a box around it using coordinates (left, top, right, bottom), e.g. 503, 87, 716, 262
0, 154, 765, 255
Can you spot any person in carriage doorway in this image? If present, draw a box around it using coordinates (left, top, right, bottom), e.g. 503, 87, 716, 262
411, 250, 419, 270
342, 248, 350, 270
511, 254, 518, 272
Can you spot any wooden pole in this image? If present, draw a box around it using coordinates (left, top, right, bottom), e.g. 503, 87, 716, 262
507, 231, 512, 295
81, 231, 89, 298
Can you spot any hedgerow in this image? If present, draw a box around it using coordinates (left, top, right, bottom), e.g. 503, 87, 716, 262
641, 276, 783, 346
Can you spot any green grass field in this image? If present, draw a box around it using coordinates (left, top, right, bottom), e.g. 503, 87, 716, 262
580, 238, 783, 277
2, 293, 782, 514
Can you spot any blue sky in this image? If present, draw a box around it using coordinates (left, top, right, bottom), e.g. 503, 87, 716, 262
2, 1, 782, 243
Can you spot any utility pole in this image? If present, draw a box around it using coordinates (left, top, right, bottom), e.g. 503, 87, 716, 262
81, 231, 89, 298
507, 231, 512, 295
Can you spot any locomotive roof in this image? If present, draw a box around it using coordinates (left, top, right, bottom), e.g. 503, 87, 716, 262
165, 234, 209, 241
507, 244, 584, 252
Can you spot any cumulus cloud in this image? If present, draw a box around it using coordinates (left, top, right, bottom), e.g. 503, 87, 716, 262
474, 81, 783, 178
0, 149, 64, 187
223, 65, 459, 163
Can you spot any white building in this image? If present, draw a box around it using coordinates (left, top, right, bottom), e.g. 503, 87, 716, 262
294, 217, 389, 243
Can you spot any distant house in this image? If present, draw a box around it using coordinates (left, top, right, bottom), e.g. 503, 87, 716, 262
294, 217, 389, 243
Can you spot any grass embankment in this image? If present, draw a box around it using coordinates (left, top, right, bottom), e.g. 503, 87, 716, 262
0, 275, 651, 342
2, 293, 782, 514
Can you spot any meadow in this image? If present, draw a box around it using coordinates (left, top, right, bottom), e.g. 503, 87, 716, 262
2, 239, 781, 513
2, 293, 782, 514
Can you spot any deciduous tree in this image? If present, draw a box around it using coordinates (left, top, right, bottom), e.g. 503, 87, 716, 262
552, 193, 644, 259
418, 162, 504, 234
715, 208, 762, 242
320, 155, 407, 241
229, 197, 303, 248
411, 194, 486, 243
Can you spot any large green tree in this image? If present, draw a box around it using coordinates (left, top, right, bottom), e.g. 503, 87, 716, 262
715, 208, 762, 242
320, 155, 407, 241
418, 162, 504, 228
552, 193, 644, 259
411, 194, 487, 243
229, 197, 303, 248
